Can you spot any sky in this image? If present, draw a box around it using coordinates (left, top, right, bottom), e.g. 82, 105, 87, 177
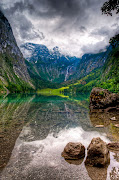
0, 0, 119, 57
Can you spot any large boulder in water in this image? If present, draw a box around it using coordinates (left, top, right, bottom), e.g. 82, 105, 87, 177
85, 137, 110, 167
89, 87, 119, 112
61, 142, 85, 160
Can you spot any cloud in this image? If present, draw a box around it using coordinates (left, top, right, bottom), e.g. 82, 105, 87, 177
16, 15, 45, 41
0, 8, 45, 44
90, 25, 119, 41
79, 26, 87, 33
81, 40, 108, 55
91, 26, 111, 37
0, 0, 90, 18
0, 0, 119, 57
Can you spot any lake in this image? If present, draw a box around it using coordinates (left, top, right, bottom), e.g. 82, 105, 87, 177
0, 93, 119, 180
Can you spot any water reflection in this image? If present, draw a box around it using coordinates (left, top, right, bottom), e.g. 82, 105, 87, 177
85, 165, 108, 180
90, 112, 119, 142
0, 94, 34, 169
107, 152, 119, 180
65, 159, 84, 165
0, 94, 119, 180
0, 127, 110, 180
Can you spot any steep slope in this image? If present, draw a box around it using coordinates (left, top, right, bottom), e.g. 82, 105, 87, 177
0, 10, 33, 93
66, 45, 119, 93
69, 46, 112, 81
98, 46, 119, 92
25, 60, 60, 89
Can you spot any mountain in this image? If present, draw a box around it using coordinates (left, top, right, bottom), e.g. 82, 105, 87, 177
20, 43, 50, 63
0, 10, 34, 93
21, 43, 80, 83
21, 43, 111, 84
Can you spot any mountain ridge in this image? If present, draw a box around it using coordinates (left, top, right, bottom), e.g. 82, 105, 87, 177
21, 43, 80, 83
21, 42, 111, 84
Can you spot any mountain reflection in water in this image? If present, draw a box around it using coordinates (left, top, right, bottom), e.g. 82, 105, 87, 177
0, 94, 119, 180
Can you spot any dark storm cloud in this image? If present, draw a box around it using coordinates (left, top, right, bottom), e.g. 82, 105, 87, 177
1, 0, 88, 40
2, 0, 80, 17
3, 0, 104, 19
0, 2, 45, 43
1, 0, 105, 42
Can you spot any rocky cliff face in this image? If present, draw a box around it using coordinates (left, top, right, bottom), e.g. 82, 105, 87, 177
0, 10, 33, 92
72, 46, 112, 80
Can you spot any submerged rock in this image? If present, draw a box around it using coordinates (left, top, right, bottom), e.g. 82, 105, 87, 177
89, 87, 119, 112
61, 142, 85, 160
107, 142, 119, 151
85, 137, 110, 167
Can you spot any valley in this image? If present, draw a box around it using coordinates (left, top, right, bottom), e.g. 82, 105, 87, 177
0, 1, 119, 179
0, 9, 118, 96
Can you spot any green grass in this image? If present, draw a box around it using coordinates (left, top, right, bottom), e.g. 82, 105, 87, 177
37, 87, 69, 98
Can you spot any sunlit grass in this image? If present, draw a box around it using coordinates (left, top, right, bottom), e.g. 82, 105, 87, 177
37, 87, 69, 98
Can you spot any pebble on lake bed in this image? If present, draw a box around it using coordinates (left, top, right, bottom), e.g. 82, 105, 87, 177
110, 117, 116, 121
114, 124, 119, 128
95, 125, 104, 128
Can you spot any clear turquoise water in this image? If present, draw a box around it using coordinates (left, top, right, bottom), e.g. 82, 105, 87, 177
0, 94, 119, 180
